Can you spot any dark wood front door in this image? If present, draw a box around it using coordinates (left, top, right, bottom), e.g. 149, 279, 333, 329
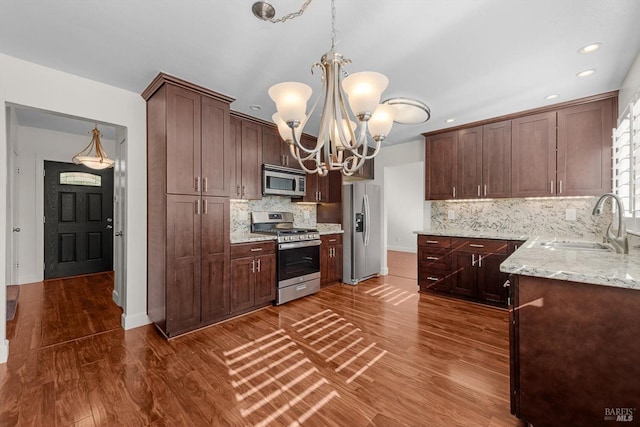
44, 161, 114, 279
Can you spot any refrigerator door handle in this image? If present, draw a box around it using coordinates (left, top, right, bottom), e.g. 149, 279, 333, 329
364, 194, 371, 246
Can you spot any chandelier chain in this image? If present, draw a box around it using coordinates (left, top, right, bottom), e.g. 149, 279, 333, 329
331, 0, 336, 49
262, 0, 315, 23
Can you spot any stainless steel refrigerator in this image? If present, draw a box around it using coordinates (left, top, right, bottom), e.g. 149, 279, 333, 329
343, 183, 382, 285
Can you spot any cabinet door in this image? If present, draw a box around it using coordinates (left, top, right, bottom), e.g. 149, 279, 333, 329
166, 195, 201, 334
476, 253, 509, 304
482, 120, 512, 198
262, 126, 284, 167
200, 197, 230, 322
557, 99, 614, 196
332, 245, 343, 283
201, 95, 232, 197
511, 112, 556, 197
240, 120, 264, 200
166, 85, 201, 196
451, 251, 476, 297
230, 257, 255, 312
255, 254, 276, 304
425, 131, 458, 200
231, 116, 243, 198
320, 243, 332, 286
457, 126, 483, 198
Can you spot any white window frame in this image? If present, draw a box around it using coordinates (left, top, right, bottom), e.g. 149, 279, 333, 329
614, 91, 640, 232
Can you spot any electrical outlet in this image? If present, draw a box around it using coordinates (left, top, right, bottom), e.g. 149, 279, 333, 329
565, 208, 577, 221
448, 210, 456, 220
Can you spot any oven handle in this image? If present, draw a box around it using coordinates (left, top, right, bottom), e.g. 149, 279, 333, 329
278, 240, 321, 250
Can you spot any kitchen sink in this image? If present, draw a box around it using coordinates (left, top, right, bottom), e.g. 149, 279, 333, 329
539, 241, 614, 252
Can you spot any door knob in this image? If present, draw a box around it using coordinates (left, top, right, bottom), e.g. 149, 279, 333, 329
106, 225, 113, 229
107, 218, 113, 223
12, 227, 20, 232
115, 231, 123, 237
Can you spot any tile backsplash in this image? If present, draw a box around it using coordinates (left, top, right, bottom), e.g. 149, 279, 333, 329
230, 196, 317, 234
429, 197, 612, 239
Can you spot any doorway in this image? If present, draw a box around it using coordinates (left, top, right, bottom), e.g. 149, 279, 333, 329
43, 161, 114, 279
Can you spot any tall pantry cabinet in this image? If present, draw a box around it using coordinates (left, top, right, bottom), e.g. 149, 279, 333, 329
143, 73, 235, 337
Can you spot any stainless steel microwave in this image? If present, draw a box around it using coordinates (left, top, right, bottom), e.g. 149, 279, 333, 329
262, 164, 306, 197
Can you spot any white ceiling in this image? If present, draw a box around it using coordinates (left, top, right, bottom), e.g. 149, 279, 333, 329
1, 0, 640, 146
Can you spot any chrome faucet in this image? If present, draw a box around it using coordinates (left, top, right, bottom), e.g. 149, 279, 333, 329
592, 193, 629, 254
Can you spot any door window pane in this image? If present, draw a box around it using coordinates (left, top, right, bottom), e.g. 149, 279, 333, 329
59, 172, 102, 187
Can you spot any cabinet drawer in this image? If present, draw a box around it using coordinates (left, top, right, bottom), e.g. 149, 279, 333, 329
452, 238, 508, 254
418, 249, 451, 270
418, 235, 451, 248
231, 241, 276, 258
321, 234, 343, 245
418, 269, 451, 292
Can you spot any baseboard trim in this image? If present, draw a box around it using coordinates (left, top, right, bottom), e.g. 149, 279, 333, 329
387, 246, 417, 253
0, 339, 9, 364
112, 289, 121, 307
121, 312, 152, 330
380, 266, 389, 275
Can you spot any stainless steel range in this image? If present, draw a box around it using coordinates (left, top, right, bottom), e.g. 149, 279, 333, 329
251, 212, 320, 305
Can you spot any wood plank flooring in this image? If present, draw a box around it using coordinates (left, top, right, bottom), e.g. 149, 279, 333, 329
1, 259, 523, 426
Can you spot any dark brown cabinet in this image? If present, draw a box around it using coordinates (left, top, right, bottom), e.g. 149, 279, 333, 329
350, 146, 375, 180
417, 235, 453, 293
509, 275, 640, 426
425, 93, 616, 200
230, 241, 276, 313
418, 234, 512, 306
320, 234, 343, 286
144, 73, 234, 338
231, 116, 263, 200
425, 132, 457, 200
262, 125, 302, 170
557, 98, 614, 196
511, 111, 557, 198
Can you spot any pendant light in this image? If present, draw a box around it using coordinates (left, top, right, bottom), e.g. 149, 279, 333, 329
72, 125, 115, 170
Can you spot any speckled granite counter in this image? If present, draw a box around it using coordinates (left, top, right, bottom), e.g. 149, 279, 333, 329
230, 233, 277, 244
414, 229, 529, 241
500, 236, 640, 291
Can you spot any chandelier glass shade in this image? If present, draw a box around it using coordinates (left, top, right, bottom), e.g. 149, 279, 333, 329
72, 125, 115, 170
267, 1, 395, 176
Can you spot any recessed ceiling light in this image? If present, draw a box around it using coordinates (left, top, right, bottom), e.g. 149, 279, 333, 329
445, 118, 455, 123
578, 42, 601, 54
545, 94, 559, 100
249, 104, 262, 111
577, 69, 596, 77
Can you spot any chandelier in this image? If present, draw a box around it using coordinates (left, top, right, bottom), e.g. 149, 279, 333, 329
259, 0, 396, 176
72, 125, 115, 170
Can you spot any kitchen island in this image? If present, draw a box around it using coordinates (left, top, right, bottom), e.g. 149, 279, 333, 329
501, 237, 640, 426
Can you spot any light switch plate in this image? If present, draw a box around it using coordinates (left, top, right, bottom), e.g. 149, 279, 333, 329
448, 210, 456, 220
566, 208, 577, 221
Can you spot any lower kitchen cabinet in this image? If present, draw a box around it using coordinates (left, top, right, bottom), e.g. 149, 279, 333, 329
320, 234, 343, 286
230, 241, 276, 313
418, 234, 514, 307
509, 274, 640, 426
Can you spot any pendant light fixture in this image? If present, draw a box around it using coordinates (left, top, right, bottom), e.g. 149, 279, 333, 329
257, 0, 396, 176
72, 125, 115, 170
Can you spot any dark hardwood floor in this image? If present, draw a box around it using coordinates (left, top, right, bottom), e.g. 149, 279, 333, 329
1, 257, 523, 426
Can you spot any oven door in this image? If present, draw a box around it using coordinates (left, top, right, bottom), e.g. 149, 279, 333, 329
278, 240, 321, 287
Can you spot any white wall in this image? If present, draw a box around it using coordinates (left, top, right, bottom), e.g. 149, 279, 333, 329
0, 53, 148, 363
16, 126, 116, 284
373, 139, 425, 274
385, 162, 424, 253
619, 52, 640, 113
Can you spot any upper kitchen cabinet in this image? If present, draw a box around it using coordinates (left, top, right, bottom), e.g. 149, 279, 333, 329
350, 146, 375, 180
556, 98, 614, 196
455, 122, 512, 199
146, 76, 233, 198
231, 115, 262, 200
262, 125, 303, 170
424, 92, 617, 200
425, 131, 458, 200
511, 112, 557, 198
300, 135, 343, 203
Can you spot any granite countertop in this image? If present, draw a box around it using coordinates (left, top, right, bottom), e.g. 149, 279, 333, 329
500, 236, 640, 291
414, 229, 529, 241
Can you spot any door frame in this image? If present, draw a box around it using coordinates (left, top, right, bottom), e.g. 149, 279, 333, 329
113, 129, 127, 309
